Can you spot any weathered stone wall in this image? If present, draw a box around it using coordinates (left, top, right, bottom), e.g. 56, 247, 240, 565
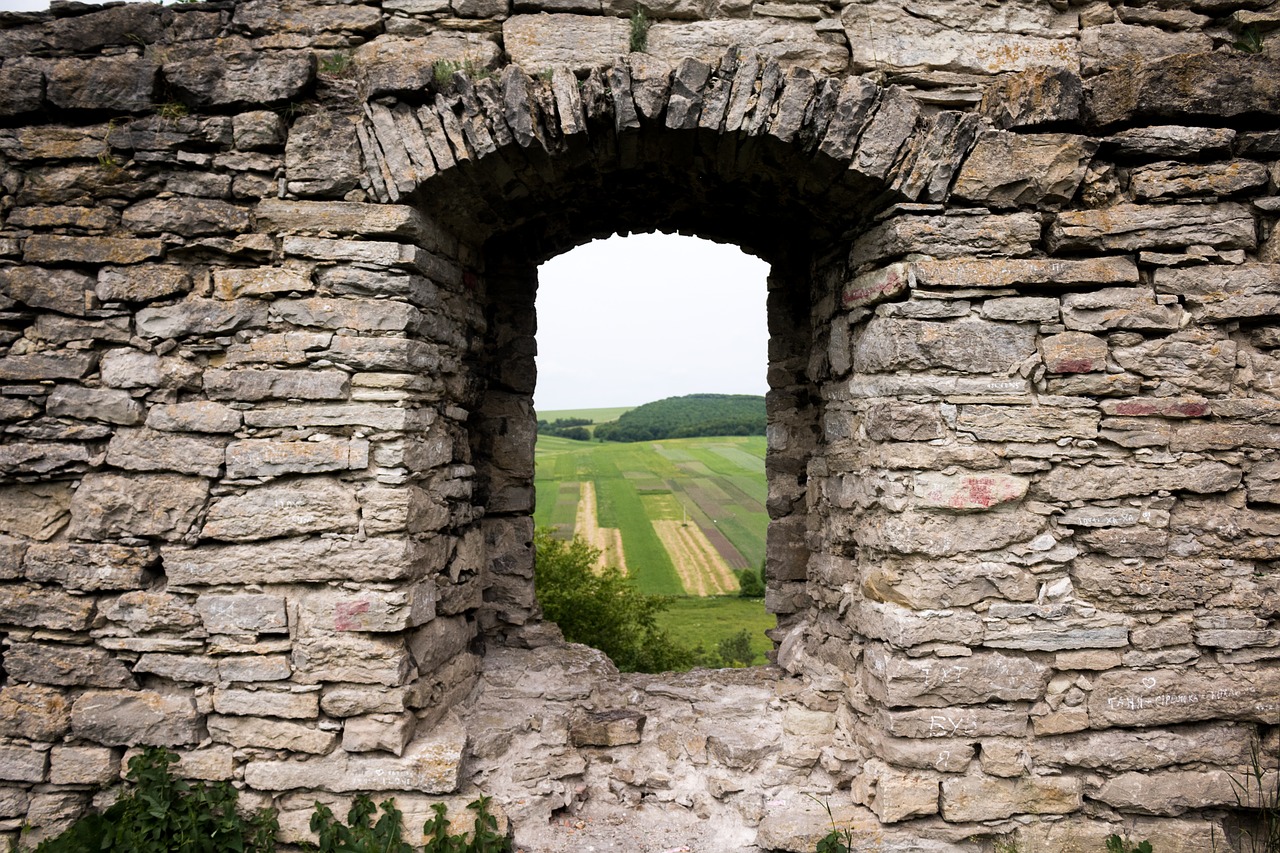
0, 0, 1278, 850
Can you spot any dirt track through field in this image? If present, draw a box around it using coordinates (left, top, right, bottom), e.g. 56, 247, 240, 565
575, 481, 628, 575
652, 519, 740, 596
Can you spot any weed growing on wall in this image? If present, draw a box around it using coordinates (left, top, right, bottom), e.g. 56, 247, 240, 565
309, 795, 509, 853
629, 7, 650, 53
34, 748, 278, 853
1230, 734, 1280, 853
1105, 834, 1153, 853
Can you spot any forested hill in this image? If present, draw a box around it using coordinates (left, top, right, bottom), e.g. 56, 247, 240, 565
593, 394, 766, 442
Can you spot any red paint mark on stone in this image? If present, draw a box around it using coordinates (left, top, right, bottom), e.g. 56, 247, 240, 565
1050, 358, 1101, 374
951, 477, 999, 509
334, 600, 370, 631
1112, 401, 1210, 418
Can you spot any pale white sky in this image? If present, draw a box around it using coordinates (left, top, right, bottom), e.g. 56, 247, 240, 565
535, 233, 770, 411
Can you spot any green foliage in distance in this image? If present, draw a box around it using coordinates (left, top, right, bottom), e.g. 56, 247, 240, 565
307, 794, 508, 853
534, 527, 697, 672
593, 393, 765, 443
716, 628, 754, 667
738, 566, 765, 598
537, 417, 593, 440
35, 748, 278, 853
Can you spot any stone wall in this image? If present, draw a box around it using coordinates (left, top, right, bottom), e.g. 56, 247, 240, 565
0, 0, 1277, 850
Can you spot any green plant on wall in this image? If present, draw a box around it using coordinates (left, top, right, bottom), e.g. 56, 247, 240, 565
34, 748, 277, 853
629, 7, 650, 53
1229, 734, 1280, 853
308, 794, 510, 853
1234, 24, 1265, 53
1105, 834, 1153, 853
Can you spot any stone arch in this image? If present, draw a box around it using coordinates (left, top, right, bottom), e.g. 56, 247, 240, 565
352, 55, 984, 645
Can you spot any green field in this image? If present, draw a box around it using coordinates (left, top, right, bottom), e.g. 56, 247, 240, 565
538, 405, 635, 424
534, 432, 774, 667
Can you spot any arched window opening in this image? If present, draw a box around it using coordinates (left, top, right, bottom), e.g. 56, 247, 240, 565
530, 233, 776, 673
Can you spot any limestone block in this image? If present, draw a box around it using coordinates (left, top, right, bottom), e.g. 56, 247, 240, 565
1080, 23, 1211, 78
293, 633, 415, 686
163, 536, 432, 585
1061, 286, 1184, 331
197, 594, 288, 635
981, 296, 1059, 323
862, 557, 1036, 609
233, 110, 285, 150
24, 542, 155, 591
0, 536, 23, 580
841, 263, 913, 311
957, 405, 1100, 442
46, 386, 144, 425
0, 482, 72, 541
0, 583, 94, 631
862, 402, 945, 442
1155, 264, 1280, 322
1015, 817, 1223, 853
953, 131, 1096, 208
342, 712, 417, 756
270, 296, 421, 333
852, 758, 939, 823
321, 686, 408, 718
863, 644, 1050, 708
755, 801, 888, 853
358, 486, 450, 535
0, 60, 44, 117
1073, 555, 1237, 613
24, 235, 164, 265
354, 34, 501, 95
0, 685, 71, 742
1030, 722, 1253, 772
135, 297, 267, 340
203, 479, 358, 542
213, 267, 313, 299
911, 256, 1138, 290
848, 212, 1041, 267
0, 352, 98, 382
68, 472, 210, 541
980, 67, 1082, 129
49, 746, 119, 786
913, 471, 1028, 513
242, 404, 415, 431
122, 198, 251, 237
1105, 125, 1235, 160
851, 86, 920, 184
1089, 667, 1280, 728
1132, 159, 1269, 201
0, 266, 94, 316
99, 591, 202, 634
46, 56, 156, 112
212, 688, 319, 720
8, 203, 118, 231
224, 437, 369, 479
0, 785, 31, 818
860, 507, 1044, 557
99, 349, 201, 390
1246, 459, 1280, 504
31, 315, 131, 345
1169, 499, 1280, 561
147, 401, 242, 434
876, 704, 1029, 740
941, 774, 1080, 821
132, 653, 219, 684
1087, 52, 1280, 126
208, 715, 337, 755
299, 582, 437, 633
1041, 331, 1108, 374
1111, 328, 1236, 394
244, 715, 465, 793
651, 20, 846, 75
855, 726, 973, 772
283, 110, 367, 197
841, 2, 1077, 77
71, 689, 201, 747
570, 709, 645, 747
852, 318, 1037, 375
983, 602, 1128, 651
1092, 769, 1238, 815
853, 600, 983, 649
1038, 460, 1239, 502
0, 746, 46, 783
1049, 202, 1256, 253
219, 654, 292, 682
165, 48, 314, 108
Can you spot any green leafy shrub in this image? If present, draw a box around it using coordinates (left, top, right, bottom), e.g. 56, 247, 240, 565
1105, 834, 1153, 853
308, 794, 509, 853
737, 567, 765, 598
716, 628, 755, 667
35, 748, 278, 853
534, 527, 697, 672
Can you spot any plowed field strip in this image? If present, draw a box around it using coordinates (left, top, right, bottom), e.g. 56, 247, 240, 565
652, 519, 739, 596
575, 481, 627, 575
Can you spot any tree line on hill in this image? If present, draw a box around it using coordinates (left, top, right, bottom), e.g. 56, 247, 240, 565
592, 394, 766, 442
536, 417, 593, 440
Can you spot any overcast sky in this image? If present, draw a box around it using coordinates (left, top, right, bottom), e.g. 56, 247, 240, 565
535, 233, 770, 411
